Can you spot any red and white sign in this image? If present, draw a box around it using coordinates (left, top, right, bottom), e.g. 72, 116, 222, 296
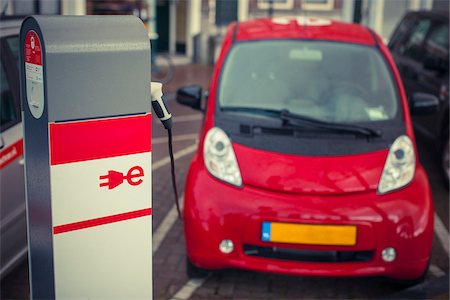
49, 113, 152, 297
24, 31, 42, 65
24, 31, 44, 119
99, 166, 145, 190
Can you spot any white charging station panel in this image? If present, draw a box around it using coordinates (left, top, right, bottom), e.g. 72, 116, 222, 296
49, 114, 152, 298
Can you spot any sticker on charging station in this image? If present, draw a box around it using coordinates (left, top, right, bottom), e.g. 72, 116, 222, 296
48, 113, 152, 233
24, 30, 44, 119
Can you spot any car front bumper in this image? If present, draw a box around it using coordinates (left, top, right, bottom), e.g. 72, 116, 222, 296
184, 156, 434, 280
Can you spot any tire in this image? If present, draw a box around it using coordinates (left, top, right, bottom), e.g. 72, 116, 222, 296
441, 128, 449, 189
186, 256, 209, 279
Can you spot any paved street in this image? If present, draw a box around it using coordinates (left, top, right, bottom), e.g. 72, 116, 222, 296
1, 64, 449, 300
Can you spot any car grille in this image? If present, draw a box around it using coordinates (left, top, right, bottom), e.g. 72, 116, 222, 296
243, 244, 373, 263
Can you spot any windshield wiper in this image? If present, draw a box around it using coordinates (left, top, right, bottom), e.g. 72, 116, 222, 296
221, 107, 382, 137
222, 106, 281, 116
279, 110, 382, 138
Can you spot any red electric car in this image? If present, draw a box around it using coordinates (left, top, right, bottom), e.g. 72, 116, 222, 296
177, 17, 437, 282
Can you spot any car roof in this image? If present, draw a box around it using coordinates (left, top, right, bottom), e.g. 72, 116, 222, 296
234, 17, 377, 46
405, 9, 449, 21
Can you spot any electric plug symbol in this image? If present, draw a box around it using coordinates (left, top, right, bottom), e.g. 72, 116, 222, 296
99, 166, 144, 190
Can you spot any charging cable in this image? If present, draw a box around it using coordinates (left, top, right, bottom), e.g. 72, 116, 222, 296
150, 82, 182, 220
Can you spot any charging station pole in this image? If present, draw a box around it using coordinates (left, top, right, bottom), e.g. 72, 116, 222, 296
20, 16, 153, 299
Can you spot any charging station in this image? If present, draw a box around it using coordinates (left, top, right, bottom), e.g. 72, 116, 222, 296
20, 16, 153, 299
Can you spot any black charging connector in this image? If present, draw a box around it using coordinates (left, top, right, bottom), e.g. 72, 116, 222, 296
151, 83, 182, 220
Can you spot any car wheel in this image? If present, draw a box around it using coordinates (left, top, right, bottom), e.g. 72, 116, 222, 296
442, 128, 449, 189
186, 256, 209, 279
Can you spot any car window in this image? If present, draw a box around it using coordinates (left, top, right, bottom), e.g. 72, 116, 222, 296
5, 36, 19, 66
219, 41, 399, 123
389, 15, 416, 51
428, 24, 449, 49
424, 24, 449, 73
0, 61, 18, 132
400, 18, 432, 62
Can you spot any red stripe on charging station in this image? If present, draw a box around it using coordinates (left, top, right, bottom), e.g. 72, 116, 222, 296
49, 114, 152, 165
53, 208, 152, 234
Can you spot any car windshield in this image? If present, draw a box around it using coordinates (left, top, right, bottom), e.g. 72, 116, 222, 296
219, 41, 399, 124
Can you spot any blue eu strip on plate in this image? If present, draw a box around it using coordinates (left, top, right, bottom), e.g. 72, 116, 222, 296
262, 222, 271, 241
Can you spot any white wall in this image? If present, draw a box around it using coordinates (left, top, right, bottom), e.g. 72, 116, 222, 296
61, 0, 86, 15
381, 0, 409, 40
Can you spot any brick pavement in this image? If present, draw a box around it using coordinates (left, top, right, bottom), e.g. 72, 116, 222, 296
153, 150, 195, 300
189, 271, 447, 299
162, 64, 214, 97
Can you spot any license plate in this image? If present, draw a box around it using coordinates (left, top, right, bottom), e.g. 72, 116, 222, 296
262, 222, 357, 246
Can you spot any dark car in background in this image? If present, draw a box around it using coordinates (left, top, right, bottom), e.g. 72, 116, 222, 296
389, 10, 449, 186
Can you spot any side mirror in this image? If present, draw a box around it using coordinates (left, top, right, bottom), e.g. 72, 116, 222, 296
410, 93, 439, 115
176, 85, 202, 111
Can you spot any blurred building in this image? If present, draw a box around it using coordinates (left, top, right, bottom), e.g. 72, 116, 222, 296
202, 0, 449, 64
1, 0, 448, 64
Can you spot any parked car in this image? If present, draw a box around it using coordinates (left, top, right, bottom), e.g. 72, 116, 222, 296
177, 17, 437, 283
0, 16, 27, 279
389, 10, 449, 186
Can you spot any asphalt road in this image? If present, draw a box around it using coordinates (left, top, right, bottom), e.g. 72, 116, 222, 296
1, 64, 449, 300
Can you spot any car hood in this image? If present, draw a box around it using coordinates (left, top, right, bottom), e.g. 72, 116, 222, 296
233, 143, 388, 194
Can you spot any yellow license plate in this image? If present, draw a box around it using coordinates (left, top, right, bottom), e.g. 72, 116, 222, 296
262, 222, 357, 246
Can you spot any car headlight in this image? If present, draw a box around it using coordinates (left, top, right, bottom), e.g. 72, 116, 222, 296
378, 135, 415, 194
204, 127, 242, 187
